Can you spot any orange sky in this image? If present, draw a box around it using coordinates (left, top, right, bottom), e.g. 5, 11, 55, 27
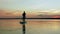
0, 9, 60, 18
0, 9, 38, 18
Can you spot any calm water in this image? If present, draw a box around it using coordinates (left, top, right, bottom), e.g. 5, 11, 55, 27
0, 19, 60, 34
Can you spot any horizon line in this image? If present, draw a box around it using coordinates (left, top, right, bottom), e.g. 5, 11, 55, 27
0, 18, 60, 19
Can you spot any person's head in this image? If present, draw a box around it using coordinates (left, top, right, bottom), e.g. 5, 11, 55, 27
24, 11, 25, 13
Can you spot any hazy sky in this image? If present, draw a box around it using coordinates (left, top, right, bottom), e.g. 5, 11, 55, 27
0, 0, 60, 18
0, 0, 60, 10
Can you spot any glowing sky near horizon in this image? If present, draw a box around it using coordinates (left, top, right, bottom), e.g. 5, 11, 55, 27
0, 0, 60, 10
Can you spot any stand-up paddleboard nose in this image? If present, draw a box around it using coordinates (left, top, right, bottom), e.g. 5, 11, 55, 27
20, 21, 27, 24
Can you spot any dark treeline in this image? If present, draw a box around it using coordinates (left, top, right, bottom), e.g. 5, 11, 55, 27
0, 18, 60, 19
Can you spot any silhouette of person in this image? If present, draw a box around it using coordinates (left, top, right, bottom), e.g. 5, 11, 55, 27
22, 11, 26, 22
22, 11, 26, 34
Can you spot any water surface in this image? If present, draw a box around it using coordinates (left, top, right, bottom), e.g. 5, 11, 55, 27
0, 19, 60, 34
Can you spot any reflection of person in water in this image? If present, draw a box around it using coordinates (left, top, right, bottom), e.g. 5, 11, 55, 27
22, 11, 26, 22
23, 24, 25, 34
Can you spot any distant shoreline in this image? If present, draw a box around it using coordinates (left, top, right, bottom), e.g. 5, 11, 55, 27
0, 18, 60, 19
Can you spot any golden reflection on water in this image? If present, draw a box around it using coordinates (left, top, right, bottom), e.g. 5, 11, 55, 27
26, 19, 60, 32
0, 19, 60, 34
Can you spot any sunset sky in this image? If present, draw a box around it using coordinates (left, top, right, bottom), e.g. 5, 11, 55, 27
0, 0, 60, 18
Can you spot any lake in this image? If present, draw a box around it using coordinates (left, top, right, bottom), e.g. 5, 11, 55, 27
0, 19, 60, 34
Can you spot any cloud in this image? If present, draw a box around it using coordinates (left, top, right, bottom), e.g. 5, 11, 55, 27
0, 9, 60, 18
34, 9, 60, 15
0, 9, 22, 18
